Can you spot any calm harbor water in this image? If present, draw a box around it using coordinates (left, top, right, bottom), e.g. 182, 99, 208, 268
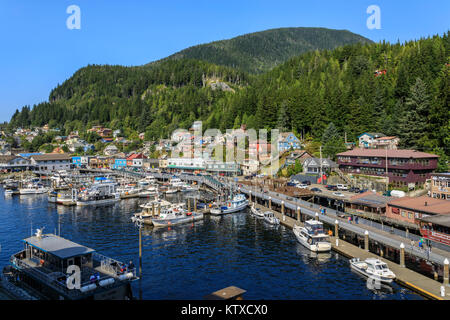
0, 187, 423, 300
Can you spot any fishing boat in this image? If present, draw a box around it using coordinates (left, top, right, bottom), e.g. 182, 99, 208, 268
210, 194, 248, 216
76, 177, 120, 206
293, 220, 331, 252
151, 206, 203, 228
3, 229, 137, 300
19, 183, 49, 195
131, 198, 174, 225
250, 205, 264, 218
263, 211, 280, 225
349, 258, 396, 284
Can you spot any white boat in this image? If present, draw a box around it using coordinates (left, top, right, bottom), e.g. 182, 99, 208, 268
131, 198, 175, 225
19, 183, 48, 195
250, 205, 264, 218
293, 220, 331, 252
350, 258, 396, 284
181, 184, 199, 192
210, 194, 248, 216
169, 177, 184, 188
138, 186, 158, 198
263, 211, 280, 225
4, 189, 14, 196
165, 187, 178, 194
76, 177, 120, 206
151, 207, 203, 228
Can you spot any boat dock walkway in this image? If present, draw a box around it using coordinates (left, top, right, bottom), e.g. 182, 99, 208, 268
251, 200, 450, 300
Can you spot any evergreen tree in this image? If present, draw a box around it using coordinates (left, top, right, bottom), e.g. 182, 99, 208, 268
321, 122, 346, 160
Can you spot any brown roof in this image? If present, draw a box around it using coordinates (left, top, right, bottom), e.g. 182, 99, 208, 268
31, 154, 71, 161
350, 191, 390, 208
420, 215, 450, 228
388, 196, 450, 215
374, 136, 398, 140
337, 148, 438, 159
0, 155, 18, 163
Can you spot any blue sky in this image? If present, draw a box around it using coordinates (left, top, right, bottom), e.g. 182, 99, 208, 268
0, 0, 449, 122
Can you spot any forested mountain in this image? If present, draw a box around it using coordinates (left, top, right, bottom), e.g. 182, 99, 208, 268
149, 27, 373, 74
8, 31, 450, 159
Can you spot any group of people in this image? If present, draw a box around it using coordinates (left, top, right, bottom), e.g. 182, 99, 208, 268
118, 261, 135, 274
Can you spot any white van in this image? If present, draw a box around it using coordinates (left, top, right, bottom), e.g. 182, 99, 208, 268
336, 184, 348, 191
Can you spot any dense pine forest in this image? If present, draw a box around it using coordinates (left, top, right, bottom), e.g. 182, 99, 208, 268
7, 30, 450, 160
150, 27, 373, 74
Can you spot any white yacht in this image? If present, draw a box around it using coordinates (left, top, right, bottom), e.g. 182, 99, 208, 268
250, 205, 264, 218
169, 177, 184, 188
293, 220, 331, 252
263, 211, 280, 225
181, 184, 199, 192
350, 258, 396, 284
210, 194, 248, 216
76, 177, 120, 206
165, 187, 178, 194
19, 183, 48, 195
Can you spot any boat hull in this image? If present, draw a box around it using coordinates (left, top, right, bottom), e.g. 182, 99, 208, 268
76, 198, 120, 206
350, 261, 395, 284
152, 213, 203, 227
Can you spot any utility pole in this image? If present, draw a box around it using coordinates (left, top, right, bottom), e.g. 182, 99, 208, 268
385, 147, 388, 191
320, 146, 323, 185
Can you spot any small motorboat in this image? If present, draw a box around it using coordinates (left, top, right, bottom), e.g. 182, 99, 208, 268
349, 258, 396, 284
250, 205, 264, 218
263, 211, 280, 225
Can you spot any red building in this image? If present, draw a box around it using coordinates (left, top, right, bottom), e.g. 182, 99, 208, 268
336, 149, 438, 188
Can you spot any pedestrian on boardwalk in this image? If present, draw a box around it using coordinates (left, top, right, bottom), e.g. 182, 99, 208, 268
355, 216, 359, 224
411, 239, 414, 250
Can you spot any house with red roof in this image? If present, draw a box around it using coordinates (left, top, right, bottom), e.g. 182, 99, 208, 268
126, 153, 147, 167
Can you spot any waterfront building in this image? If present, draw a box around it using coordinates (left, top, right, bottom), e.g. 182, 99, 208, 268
430, 173, 450, 200
336, 149, 438, 188
205, 160, 240, 176
418, 214, 450, 246
0, 155, 33, 172
126, 153, 147, 167
166, 157, 205, 171
30, 154, 72, 174
385, 196, 450, 227
104, 144, 119, 156
112, 158, 127, 170
241, 159, 259, 175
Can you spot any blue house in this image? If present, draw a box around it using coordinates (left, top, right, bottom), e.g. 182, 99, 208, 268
72, 156, 82, 167
112, 158, 127, 170
278, 132, 302, 152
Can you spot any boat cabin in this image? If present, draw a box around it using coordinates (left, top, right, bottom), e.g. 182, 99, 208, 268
304, 220, 325, 235
10, 233, 137, 300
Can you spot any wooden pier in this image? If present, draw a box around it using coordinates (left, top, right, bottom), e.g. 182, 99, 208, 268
251, 201, 450, 300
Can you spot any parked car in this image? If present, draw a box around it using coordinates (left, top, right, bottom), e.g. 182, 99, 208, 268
326, 185, 338, 191
302, 180, 311, 185
336, 184, 348, 191
349, 187, 361, 193
333, 192, 345, 197
287, 182, 297, 187
310, 187, 322, 192
296, 184, 308, 189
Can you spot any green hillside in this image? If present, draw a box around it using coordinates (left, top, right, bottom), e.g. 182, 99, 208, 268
149, 27, 373, 74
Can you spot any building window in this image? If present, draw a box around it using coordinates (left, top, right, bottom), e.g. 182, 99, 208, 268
401, 210, 406, 217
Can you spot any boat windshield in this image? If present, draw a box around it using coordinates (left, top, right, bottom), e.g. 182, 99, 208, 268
375, 264, 388, 270
312, 237, 329, 244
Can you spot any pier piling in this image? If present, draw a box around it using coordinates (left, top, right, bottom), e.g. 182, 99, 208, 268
444, 259, 449, 286
364, 230, 369, 252
400, 243, 405, 267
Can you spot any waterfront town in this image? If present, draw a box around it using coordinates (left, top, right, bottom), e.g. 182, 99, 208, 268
0, 119, 449, 301
0, 1, 449, 308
